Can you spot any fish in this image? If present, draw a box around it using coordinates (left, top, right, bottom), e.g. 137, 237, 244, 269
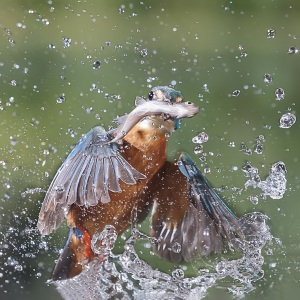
109, 97, 199, 143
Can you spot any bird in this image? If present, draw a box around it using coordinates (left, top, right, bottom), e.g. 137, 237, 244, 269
37, 86, 255, 280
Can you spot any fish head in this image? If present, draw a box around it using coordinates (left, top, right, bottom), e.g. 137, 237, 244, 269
145, 100, 199, 131
175, 101, 199, 118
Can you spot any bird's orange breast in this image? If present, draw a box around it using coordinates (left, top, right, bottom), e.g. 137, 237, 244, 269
67, 117, 172, 237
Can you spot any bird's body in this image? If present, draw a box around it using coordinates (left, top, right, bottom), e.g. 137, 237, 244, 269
37, 87, 257, 281
68, 115, 172, 239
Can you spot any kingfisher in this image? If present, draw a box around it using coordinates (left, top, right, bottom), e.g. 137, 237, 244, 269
37, 86, 254, 280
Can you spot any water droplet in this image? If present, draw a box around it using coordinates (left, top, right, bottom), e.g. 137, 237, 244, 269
55, 186, 65, 193
92, 60, 101, 69
248, 195, 259, 205
171, 242, 181, 253
287, 46, 298, 55
42, 18, 50, 26
91, 225, 117, 255
202, 84, 210, 93
254, 138, 264, 155
140, 48, 148, 57
203, 228, 210, 236
56, 94, 65, 104
194, 145, 203, 154
204, 168, 211, 174
85, 107, 93, 114
172, 269, 184, 280
180, 47, 188, 56
263, 73, 272, 83
192, 132, 209, 144
279, 112, 296, 128
119, 5, 125, 14
4, 28, 11, 35
275, 88, 285, 101
240, 142, 252, 155
62, 36, 71, 48
267, 28, 276, 38
9, 136, 18, 146
8, 37, 15, 45
48, 43, 56, 49
14, 265, 23, 272
9, 79, 17, 86
231, 89, 240, 97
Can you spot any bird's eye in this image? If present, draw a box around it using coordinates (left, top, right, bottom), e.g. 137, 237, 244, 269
148, 91, 154, 100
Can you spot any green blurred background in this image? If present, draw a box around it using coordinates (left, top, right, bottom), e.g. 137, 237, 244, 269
0, 0, 300, 299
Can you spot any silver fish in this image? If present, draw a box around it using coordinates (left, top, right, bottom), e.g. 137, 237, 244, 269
109, 97, 199, 143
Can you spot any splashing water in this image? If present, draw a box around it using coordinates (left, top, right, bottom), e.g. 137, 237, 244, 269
53, 213, 272, 300
244, 162, 287, 200
91, 225, 118, 256
257, 162, 287, 199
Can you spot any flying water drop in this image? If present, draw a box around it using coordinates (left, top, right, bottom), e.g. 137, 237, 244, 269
279, 113, 296, 128
275, 88, 285, 101
62, 36, 71, 48
263, 73, 272, 83
287, 46, 298, 55
267, 28, 276, 38
192, 132, 209, 144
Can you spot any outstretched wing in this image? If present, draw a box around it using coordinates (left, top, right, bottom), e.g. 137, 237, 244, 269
148, 152, 253, 263
37, 126, 146, 236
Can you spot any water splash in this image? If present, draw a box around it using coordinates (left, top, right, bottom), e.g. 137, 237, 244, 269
91, 225, 118, 256
244, 162, 287, 200
257, 162, 287, 199
53, 213, 272, 300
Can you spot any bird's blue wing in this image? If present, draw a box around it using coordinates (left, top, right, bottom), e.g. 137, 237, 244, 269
177, 152, 242, 238
37, 126, 146, 235
148, 152, 253, 263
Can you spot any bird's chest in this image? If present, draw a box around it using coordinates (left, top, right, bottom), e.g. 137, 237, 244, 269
68, 119, 170, 235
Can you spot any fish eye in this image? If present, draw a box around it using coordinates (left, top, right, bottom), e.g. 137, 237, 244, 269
148, 91, 154, 100
186, 101, 193, 105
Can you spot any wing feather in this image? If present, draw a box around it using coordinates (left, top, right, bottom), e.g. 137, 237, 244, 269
147, 153, 258, 263
37, 126, 146, 235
